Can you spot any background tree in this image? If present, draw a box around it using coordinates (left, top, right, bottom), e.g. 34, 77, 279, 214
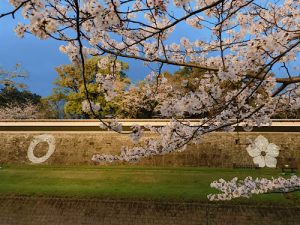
0, 66, 58, 119
0, 86, 41, 107
50, 56, 130, 118
120, 75, 169, 118
120, 67, 208, 118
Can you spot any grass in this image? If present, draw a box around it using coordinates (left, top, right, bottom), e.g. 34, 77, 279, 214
0, 164, 299, 205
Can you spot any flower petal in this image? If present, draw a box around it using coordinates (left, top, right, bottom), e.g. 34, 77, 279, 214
253, 156, 265, 167
254, 135, 269, 150
266, 143, 280, 157
265, 155, 277, 168
246, 145, 261, 157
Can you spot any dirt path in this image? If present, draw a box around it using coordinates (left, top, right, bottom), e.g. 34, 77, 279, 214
0, 196, 300, 225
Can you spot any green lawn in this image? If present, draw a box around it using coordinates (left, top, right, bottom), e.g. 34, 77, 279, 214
0, 165, 299, 205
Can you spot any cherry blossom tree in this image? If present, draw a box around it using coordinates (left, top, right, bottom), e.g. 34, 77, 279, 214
0, 102, 39, 119
1, 0, 300, 163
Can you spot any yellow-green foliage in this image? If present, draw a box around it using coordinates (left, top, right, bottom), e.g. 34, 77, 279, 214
49, 57, 130, 118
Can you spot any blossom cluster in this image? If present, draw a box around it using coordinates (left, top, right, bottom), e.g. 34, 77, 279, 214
208, 176, 300, 201
129, 124, 144, 144
82, 100, 101, 113
96, 74, 117, 101
120, 71, 172, 118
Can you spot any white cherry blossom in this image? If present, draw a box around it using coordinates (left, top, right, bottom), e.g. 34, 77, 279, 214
246, 135, 280, 168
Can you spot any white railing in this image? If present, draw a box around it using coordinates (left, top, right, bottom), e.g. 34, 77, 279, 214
0, 119, 300, 128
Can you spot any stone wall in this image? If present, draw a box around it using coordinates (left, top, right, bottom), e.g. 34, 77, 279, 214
0, 196, 299, 225
0, 131, 300, 167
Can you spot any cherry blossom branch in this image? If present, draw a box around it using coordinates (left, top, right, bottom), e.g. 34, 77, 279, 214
0, 0, 31, 19
208, 176, 300, 201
